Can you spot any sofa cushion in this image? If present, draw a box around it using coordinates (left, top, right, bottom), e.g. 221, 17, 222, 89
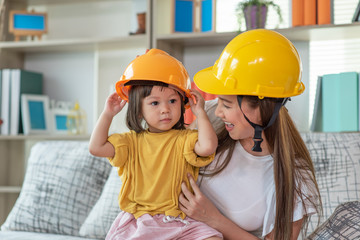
0, 141, 112, 236
301, 132, 360, 235
79, 167, 122, 239
306, 201, 360, 240
0, 231, 99, 240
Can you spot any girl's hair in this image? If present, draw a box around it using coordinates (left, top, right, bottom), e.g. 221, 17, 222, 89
201, 96, 322, 240
126, 83, 186, 133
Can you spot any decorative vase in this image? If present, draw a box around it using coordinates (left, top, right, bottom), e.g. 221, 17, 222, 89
243, 5, 268, 30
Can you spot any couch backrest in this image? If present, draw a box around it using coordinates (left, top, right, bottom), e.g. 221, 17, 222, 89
301, 132, 360, 235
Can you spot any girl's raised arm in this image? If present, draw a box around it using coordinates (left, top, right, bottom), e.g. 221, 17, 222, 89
89, 92, 126, 158
189, 90, 218, 157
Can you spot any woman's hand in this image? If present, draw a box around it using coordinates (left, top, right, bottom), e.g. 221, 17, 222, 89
179, 174, 222, 227
104, 92, 127, 117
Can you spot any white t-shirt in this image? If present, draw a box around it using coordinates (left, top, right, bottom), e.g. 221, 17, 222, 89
198, 99, 316, 238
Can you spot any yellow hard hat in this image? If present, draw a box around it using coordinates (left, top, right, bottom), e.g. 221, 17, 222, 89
116, 49, 192, 107
194, 29, 304, 98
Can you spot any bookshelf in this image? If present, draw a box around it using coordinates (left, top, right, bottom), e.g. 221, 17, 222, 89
0, 0, 150, 224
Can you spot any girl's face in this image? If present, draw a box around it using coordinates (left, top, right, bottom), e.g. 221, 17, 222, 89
215, 95, 262, 142
141, 86, 182, 133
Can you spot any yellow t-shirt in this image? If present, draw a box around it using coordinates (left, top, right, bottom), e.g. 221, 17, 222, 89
108, 129, 215, 219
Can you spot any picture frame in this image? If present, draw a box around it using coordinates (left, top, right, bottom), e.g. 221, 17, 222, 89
50, 108, 70, 134
21, 94, 50, 135
9, 10, 48, 41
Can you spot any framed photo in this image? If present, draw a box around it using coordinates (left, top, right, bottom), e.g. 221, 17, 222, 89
50, 108, 70, 134
21, 94, 50, 135
9, 10, 48, 41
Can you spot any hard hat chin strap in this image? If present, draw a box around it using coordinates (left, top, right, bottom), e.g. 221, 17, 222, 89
237, 96, 289, 152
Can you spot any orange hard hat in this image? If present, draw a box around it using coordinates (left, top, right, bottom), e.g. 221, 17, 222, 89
116, 49, 192, 108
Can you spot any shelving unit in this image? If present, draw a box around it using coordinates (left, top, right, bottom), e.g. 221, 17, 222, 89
155, 22, 360, 61
151, 0, 360, 132
0, 0, 151, 224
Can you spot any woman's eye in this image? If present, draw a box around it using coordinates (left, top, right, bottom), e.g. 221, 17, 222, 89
223, 104, 230, 109
151, 101, 159, 106
169, 99, 177, 104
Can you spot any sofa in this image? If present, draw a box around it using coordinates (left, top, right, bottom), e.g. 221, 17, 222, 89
0, 132, 359, 240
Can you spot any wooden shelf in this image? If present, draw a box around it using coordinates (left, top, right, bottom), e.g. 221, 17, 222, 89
0, 134, 90, 141
13, 0, 122, 5
0, 35, 148, 53
156, 23, 360, 48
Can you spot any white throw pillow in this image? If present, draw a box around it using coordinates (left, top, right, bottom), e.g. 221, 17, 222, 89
79, 167, 122, 239
1, 141, 111, 236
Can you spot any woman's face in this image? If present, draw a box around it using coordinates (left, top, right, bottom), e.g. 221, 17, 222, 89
215, 95, 262, 141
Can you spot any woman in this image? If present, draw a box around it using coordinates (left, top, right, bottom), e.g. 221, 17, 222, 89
179, 29, 322, 240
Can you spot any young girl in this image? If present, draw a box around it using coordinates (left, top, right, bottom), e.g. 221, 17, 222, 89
180, 29, 322, 240
89, 49, 222, 240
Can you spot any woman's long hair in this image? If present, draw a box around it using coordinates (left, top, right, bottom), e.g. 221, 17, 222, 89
201, 96, 322, 239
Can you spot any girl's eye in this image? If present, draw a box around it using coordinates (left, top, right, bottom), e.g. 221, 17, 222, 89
151, 101, 159, 106
169, 99, 177, 104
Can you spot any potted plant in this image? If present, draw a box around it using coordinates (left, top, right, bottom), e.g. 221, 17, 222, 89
236, 0, 283, 31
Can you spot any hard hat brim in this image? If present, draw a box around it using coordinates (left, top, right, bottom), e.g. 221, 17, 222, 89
194, 66, 305, 98
194, 66, 234, 95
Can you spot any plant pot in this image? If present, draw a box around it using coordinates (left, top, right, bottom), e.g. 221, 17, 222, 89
243, 5, 268, 30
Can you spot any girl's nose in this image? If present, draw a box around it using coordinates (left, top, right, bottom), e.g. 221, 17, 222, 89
161, 103, 170, 114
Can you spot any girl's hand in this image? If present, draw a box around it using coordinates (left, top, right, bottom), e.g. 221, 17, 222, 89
189, 90, 205, 117
179, 174, 221, 227
105, 92, 127, 117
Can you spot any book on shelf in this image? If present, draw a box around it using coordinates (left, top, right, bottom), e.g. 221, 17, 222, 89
292, 0, 333, 26
1, 69, 11, 135
310, 76, 323, 132
321, 72, 359, 132
10, 69, 43, 135
174, 0, 194, 32
173, 0, 215, 33
304, 0, 317, 25
292, 0, 304, 27
317, 0, 333, 25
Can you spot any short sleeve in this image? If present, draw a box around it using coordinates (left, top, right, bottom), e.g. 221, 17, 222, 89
183, 130, 215, 167
107, 133, 130, 168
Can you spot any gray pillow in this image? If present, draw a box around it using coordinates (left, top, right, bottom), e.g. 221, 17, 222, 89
1, 141, 111, 236
79, 167, 122, 239
306, 201, 360, 240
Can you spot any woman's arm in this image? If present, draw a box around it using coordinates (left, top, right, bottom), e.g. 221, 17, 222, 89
89, 92, 126, 158
179, 174, 259, 240
179, 174, 303, 240
189, 90, 218, 157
